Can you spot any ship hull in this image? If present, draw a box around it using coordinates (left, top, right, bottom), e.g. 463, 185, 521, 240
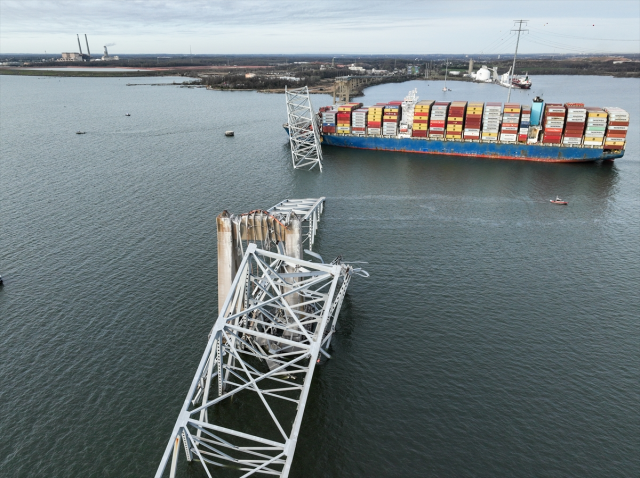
320, 134, 623, 163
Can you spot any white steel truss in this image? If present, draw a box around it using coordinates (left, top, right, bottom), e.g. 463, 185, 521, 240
285, 86, 323, 171
155, 244, 366, 478
267, 198, 325, 251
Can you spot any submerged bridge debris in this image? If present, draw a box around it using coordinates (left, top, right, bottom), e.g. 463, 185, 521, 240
156, 198, 367, 478
284, 86, 324, 171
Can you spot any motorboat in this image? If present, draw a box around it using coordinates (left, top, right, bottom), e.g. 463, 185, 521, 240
225, 131, 235, 137
550, 197, 568, 205
76, 131, 86, 134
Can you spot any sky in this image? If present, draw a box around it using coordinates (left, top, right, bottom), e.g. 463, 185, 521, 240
1, 0, 639, 55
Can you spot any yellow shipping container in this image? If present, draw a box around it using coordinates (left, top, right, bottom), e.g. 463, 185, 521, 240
504, 108, 520, 113
447, 117, 463, 121
466, 108, 483, 113
446, 134, 462, 138
588, 112, 608, 118
482, 132, 498, 137
413, 124, 429, 130
604, 141, 625, 146
468, 102, 484, 107
584, 137, 603, 142
447, 125, 463, 131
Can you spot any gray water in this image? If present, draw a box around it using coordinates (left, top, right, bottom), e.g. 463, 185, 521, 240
1, 74, 639, 477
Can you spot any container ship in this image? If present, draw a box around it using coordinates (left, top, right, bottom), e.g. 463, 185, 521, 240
307, 91, 628, 162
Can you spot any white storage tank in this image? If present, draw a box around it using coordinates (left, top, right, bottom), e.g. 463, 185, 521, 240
474, 65, 492, 82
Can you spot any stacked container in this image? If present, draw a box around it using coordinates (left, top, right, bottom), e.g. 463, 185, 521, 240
382, 104, 401, 136
429, 102, 449, 138
321, 108, 337, 134
412, 100, 433, 137
482, 102, 502, 142
518, 106, 531, 142
500, 103, 521, 143
367, 104, 385, 135
337, 103, 356, 134
583, 107, 607, 146
563, 103, 586, 145
351, 108, 368, 135
542, 103, 565, 144
446, 101, 466, 140
604, 107, 629, 149
464, 102, 483, 140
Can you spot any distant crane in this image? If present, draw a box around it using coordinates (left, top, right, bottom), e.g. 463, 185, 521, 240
76, 34, 91, 61
84, 34, 91, 60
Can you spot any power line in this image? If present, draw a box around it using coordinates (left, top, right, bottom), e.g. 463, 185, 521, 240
528, 26, 640, 42
507, 20, 528, 103
526, 33, 631, 54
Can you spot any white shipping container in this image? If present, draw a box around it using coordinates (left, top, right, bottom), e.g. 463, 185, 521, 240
367, 128, 381, 135
608, 125, 628, 130
584, 141, 604, 146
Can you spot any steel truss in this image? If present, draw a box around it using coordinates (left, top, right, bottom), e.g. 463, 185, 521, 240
267, 198, 325, 251
156, 244, 365, 478
285, 86, 323, 171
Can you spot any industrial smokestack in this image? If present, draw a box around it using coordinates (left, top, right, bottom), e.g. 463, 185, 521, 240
104, 46, 109, 57
468, 58, 474, 74
85, 34, 91, 59
77, 34, 83, 55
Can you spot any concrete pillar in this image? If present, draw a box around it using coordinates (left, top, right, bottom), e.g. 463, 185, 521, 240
285, 212, 303, 261
284, 212, 303, 312
217, 211, 236, 315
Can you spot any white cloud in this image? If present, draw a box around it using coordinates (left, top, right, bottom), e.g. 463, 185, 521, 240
1, 0, 638, 54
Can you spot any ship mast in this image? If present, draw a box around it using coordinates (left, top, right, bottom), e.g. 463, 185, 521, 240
507, 20, 528, 102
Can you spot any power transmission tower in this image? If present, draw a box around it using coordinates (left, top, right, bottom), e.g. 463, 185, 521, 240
507, 19, 528, 102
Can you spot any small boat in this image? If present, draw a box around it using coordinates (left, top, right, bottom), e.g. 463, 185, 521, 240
225, 131, 234, 137
0, 274, 3, 286
550, 196, 568, 205
125, 113, 131, 116
76, 131, 86, 134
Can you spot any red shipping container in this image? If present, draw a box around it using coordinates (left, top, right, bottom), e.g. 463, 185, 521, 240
564, 103, 585, 108
545, 128, 564, 134
609, 121, 629, 126
448, 120, 464, 125
412, 130, 428, 137
518, 134, 528, 142
413, 119, 428, 124
322, 126, 335, 133
564, 132, 583, 138
606, 131, 627, 138
414, 112, 430, 117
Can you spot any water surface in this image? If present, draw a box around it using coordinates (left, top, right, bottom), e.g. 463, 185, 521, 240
1, 75, 638, 477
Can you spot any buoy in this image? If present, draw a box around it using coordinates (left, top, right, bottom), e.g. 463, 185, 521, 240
225, 131, 234, 137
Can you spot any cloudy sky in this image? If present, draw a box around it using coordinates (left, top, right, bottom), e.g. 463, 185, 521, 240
1, 0, 638, 55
